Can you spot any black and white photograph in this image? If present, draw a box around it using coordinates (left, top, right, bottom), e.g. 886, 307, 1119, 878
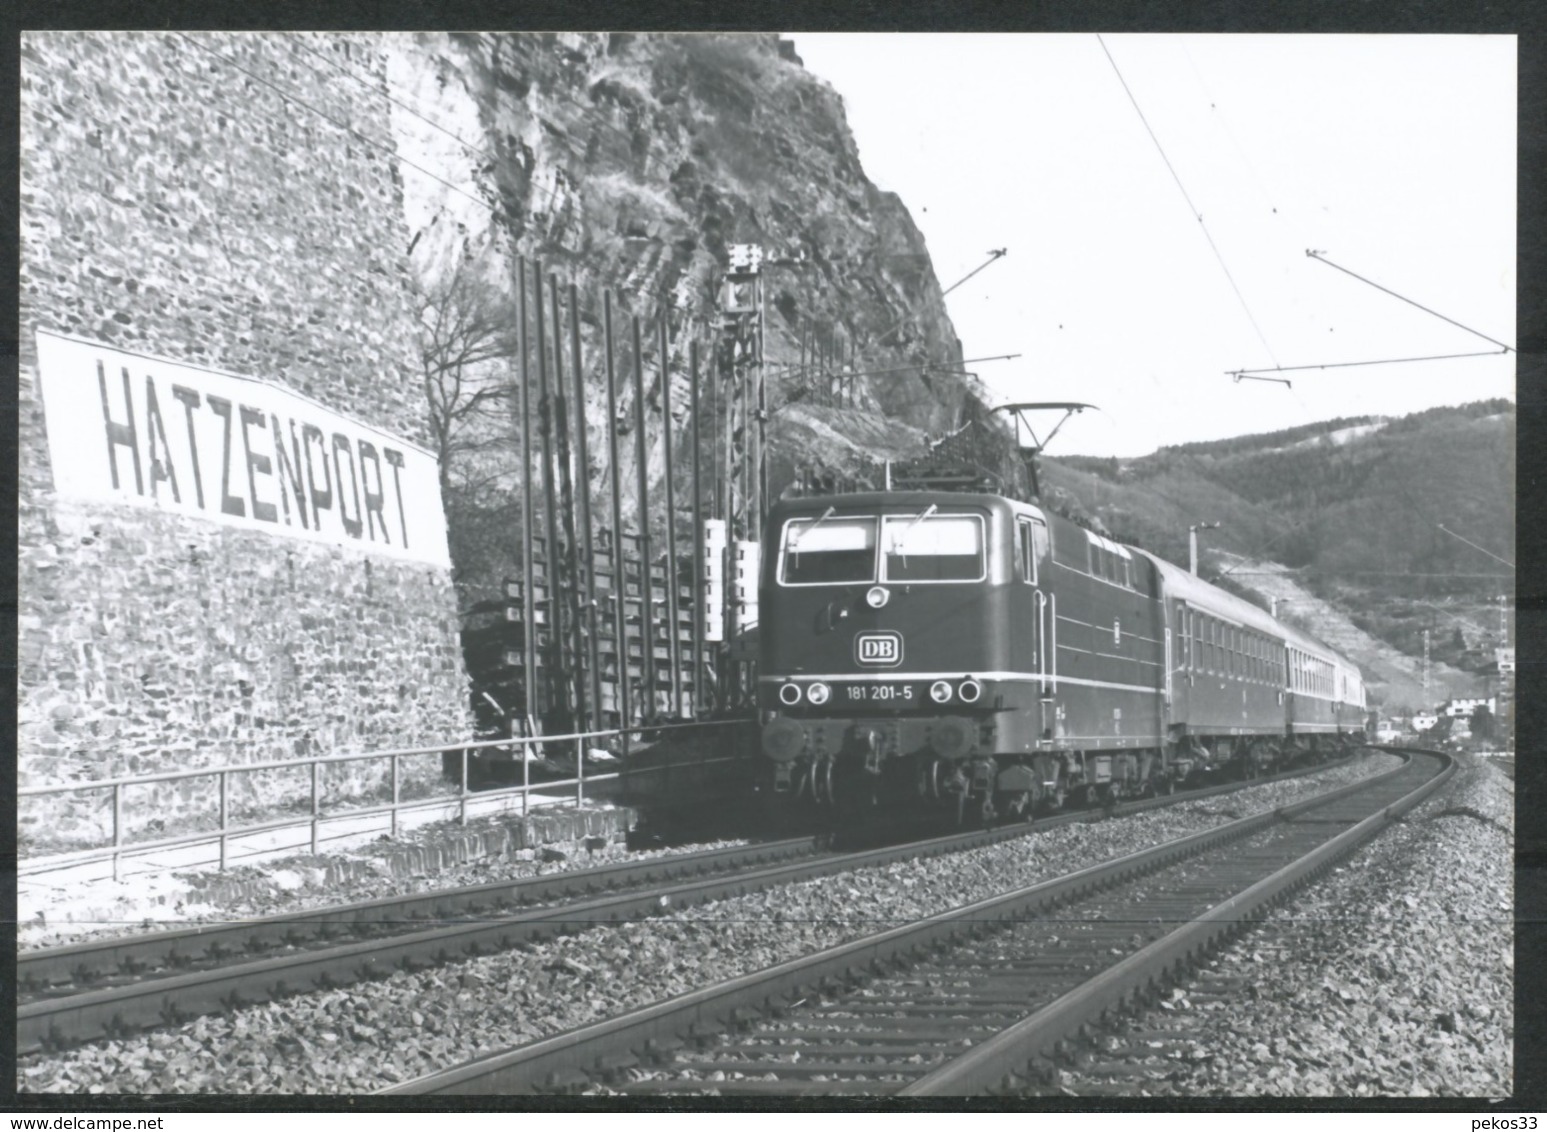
14, 29, 1516, 1101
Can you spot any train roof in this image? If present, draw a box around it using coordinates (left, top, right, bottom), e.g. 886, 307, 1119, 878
768, 490, 1035, 515
1133, 549, 1345, 663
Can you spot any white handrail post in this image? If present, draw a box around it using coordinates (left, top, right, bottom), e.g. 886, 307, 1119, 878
310, 761, 320, 856
218, 770, 228, 872
577, 737, 585, 807
111, 783, 122, 882
459, 748, 468, 826
390, 754, 400, 840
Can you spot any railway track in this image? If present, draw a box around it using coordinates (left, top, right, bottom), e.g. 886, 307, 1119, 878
380, 748, 1448, 1096
18, 754, 1358, 1054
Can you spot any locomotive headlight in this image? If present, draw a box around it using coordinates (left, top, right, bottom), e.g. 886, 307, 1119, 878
865, 585, 890, 609
957, 678, 983, 704
778, 682, 802, 706
929, 680, 954, 704
806, 681, 832, 705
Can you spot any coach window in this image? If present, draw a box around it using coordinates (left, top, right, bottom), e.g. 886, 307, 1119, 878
780, 515, 877, 585
881, 514, 986, 582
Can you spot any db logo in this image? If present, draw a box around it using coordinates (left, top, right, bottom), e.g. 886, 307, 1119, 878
855, 631, 903, 667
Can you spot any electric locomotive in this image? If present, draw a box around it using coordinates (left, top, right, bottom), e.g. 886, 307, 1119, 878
757, 489, 1366, 822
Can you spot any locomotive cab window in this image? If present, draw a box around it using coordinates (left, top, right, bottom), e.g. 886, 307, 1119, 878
881, 514, 985, 583
779, 515, 878, 585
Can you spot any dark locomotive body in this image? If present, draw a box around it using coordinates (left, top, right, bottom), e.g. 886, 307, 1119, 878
757, 490, 1366, 820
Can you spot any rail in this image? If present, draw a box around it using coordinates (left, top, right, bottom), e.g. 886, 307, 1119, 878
17, 716, 755, 880
382, 747, 1443, 1095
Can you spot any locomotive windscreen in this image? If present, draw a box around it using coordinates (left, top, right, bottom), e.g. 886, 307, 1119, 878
780, 516, 878, 584
881, 514, 985, 582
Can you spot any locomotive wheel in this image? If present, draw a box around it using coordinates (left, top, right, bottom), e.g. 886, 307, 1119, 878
1048, 780, 1067, 812
813, 758, 835, 806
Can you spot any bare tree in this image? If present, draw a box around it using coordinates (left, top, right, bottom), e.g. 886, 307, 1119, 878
415, 249, 517, 497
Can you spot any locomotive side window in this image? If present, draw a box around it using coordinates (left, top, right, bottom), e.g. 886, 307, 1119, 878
881, 514, 985, 583
1017, 517, 1047, 584
779, 516, 877, 585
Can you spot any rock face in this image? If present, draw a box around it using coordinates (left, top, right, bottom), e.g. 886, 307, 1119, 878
18, 32, 471, 851
386, 33, 1004, 602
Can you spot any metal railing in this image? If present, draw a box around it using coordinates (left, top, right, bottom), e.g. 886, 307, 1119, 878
17, 717, 755, 880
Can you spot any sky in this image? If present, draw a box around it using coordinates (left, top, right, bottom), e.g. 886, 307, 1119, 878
791, 34, 1516, 458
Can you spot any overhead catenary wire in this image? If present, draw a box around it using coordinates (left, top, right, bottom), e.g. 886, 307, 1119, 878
175, 33, 642, 272
1180, 43, 1282, 218
1097, 34, 1280, 370
873, 249, 1009, 347
173, 33, 528, 241
283, 32, 496, 166
1306, 250, 1516, 354
1228, 348, 1509, 379
1436, 524, 1515, 569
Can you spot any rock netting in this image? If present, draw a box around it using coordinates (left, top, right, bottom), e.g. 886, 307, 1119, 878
19, 32, 471, 850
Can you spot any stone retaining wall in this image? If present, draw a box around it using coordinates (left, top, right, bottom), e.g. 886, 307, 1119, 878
19, 32, 472, 851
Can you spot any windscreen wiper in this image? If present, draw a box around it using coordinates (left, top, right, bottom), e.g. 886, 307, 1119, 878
889, 503, 938, 564
788, 506, 836, 553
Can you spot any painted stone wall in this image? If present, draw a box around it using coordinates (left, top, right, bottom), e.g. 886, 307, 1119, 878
19, 31, 472, 851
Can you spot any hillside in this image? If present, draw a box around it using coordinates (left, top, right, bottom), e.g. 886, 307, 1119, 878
1045, 399, 1514, 706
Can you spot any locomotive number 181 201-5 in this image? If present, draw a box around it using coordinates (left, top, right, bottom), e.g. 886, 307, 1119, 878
843, 683, 917, 703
